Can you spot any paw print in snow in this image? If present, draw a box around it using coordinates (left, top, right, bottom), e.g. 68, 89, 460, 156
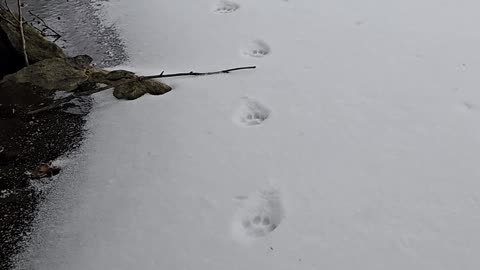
243, 40, 271, 58
213, 1, 240, 14
233, 97, 271, 127
242, 214, 277, 237
232, 186, 284, 240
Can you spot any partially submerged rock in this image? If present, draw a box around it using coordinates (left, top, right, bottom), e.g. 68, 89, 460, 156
0, 55, 92, 108
1, 56, 89, 92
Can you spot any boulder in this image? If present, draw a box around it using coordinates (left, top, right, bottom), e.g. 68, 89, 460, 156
0, 56, 90, 108
1, 57, 89, 92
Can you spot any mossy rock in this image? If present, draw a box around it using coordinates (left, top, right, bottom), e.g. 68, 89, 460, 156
1, 58, 88, 92
86, 68, 110, 84
87, 69, 136, 84
106, 70, 136, 81
113, 79, 172, 100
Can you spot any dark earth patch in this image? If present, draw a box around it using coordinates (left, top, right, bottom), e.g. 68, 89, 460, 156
0, 100, 90, 269
0, 0, 127, 268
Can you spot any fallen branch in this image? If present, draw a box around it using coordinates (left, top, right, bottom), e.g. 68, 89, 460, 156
0, 13, 16, 27
141, 66, 257, 79
28, 10, 61, 42
17, 0, 28, 66
28, 65, 256, 114
2, 0, 12, 14
0, 1, 19, 28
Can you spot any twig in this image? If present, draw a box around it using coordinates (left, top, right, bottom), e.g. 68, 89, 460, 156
17, 0, 28, 66
141, 66, 257, 80
28, 10, 61, 42
28, 66, 256, 114
2, 0, 20, 24
2, 0, 11, 12
28, 21, 60, 39
27, 95, 76, 114
0, 12, 16, 27
0, 1, 18, 27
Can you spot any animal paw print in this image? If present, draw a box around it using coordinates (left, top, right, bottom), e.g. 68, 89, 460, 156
242, 214, 277, 237
233, 97, 271, 127
213, 1, 240, 14
243, 40, 271, 58
232, 186, 284, 240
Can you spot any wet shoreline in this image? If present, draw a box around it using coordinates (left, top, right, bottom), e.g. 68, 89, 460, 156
0, 0, 126, 268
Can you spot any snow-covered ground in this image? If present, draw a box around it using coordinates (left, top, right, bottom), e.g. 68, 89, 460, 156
16, 0, 480, 269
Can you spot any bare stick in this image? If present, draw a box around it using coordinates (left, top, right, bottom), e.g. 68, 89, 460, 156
0, 1, 18, 27
17, 0, 28, 66
28, 10, 61, 42
27, 84, 118, 114
141, 66, 257, 80
0, 13, 16, 27
27, 95, 77, 114
28, 66, 256, 114
2, 0, 12, 13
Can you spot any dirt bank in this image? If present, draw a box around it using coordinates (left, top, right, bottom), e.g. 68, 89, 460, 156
0, 1, 126, 268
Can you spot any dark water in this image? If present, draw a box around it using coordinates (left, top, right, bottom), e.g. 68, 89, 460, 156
5, 0, 127, 66
0, 1, 126, 269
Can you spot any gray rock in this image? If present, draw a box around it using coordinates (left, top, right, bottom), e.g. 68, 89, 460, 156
1, 58, 88, 92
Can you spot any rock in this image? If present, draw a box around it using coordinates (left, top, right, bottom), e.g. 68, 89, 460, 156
87, 69, 172, 100
113, 79, 172, 100
0, 9, 65, 65
106, 70, 136, 81
86, 68, 110, 84
1, 57, 88, 92
30, 163, 60, 179
0, 57, 91, 110
65, 55, 93, 70
0, 8, 172, 108
0, 54, 173, 111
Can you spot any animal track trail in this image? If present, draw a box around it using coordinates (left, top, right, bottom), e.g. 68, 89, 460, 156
232, 97, 271, 127
213, 1, 240, 14
243, 39, 271, 58
232, 187, 285, 240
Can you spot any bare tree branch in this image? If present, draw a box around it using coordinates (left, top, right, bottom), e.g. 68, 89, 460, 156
2, 0, 11, 12
28, 66, 257, 114
0, 1, 18, 27
141, 66, 257, 79
28, 10, 61, 42
17, 0, 28, 66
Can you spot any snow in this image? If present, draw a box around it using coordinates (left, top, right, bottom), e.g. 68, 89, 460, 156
16, 0, 480, 269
